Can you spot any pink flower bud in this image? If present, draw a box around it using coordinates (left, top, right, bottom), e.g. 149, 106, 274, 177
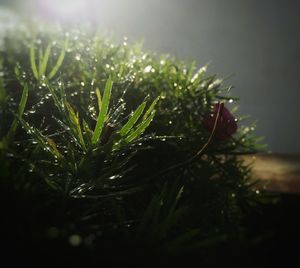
202, 103, 237, 140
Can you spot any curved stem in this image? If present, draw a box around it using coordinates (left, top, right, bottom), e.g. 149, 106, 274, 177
153, 102, 223, 177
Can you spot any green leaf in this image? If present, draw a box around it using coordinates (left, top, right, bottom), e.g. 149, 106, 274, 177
125, 111, 155, 143
39, 43, 52, 77
95, 87, 102, 110
65, 102, 86, 151
92, 77, 113, 144
119, 101, 146, 136
0, 77, 6, 104
7, 84, 29, 140
136, 194, 162, 237
185, 61, 196, 85
142, 95, 160, 120
0, 141, 4, 150
19, 117, 63, 161
47, 85, 63, 114
38, 48, 43, 77
158, 187, 185, 236
19, 117, 48, 151
47, 138, 62, 159
17, 84, 29, 117
30, 44, 39, 80
48, 39, 67, 80
82, 119, 93, 148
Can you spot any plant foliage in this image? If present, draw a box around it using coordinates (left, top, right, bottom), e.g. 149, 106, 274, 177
0, 23, 269, 264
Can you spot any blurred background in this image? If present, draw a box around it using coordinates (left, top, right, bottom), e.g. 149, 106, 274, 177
1, 0, 299, 154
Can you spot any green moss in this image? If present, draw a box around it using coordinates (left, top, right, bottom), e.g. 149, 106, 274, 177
0, 22, 268, 260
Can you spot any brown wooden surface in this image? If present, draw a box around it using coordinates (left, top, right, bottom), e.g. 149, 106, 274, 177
241, 153, 300, 193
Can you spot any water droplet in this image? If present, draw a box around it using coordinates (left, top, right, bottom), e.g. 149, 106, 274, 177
69, 234, 82, 247
228, 99, 233, 103
28, 165, 34, 172
109, 175, 119, 180
144, 65, 152, 73
80, 82, 85, 86
45, 93, 52, 99
75, 54, 81, 61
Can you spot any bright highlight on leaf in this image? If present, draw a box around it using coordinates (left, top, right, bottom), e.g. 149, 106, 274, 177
125, 111, 155, 143
119, 102, 146, 136
30, 44, 39, 80
39, 43, 52, 77
30, 39, 68, 81
48, 39, 68, 80
92, 77, 113, 144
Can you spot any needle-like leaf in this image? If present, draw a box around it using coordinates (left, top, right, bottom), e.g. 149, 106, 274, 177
48, 39, 67, 80
39, 43, 52, 77
7, 84, 28, 140
119, 101, 146, 136
92, 77, 113, 144
30, 45, 39, 80
125, 111, 155, 143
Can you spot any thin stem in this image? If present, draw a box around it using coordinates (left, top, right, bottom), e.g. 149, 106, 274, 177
152, 102, 223, 177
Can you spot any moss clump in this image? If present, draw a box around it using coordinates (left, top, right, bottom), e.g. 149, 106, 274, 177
0, 23, 267, 264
